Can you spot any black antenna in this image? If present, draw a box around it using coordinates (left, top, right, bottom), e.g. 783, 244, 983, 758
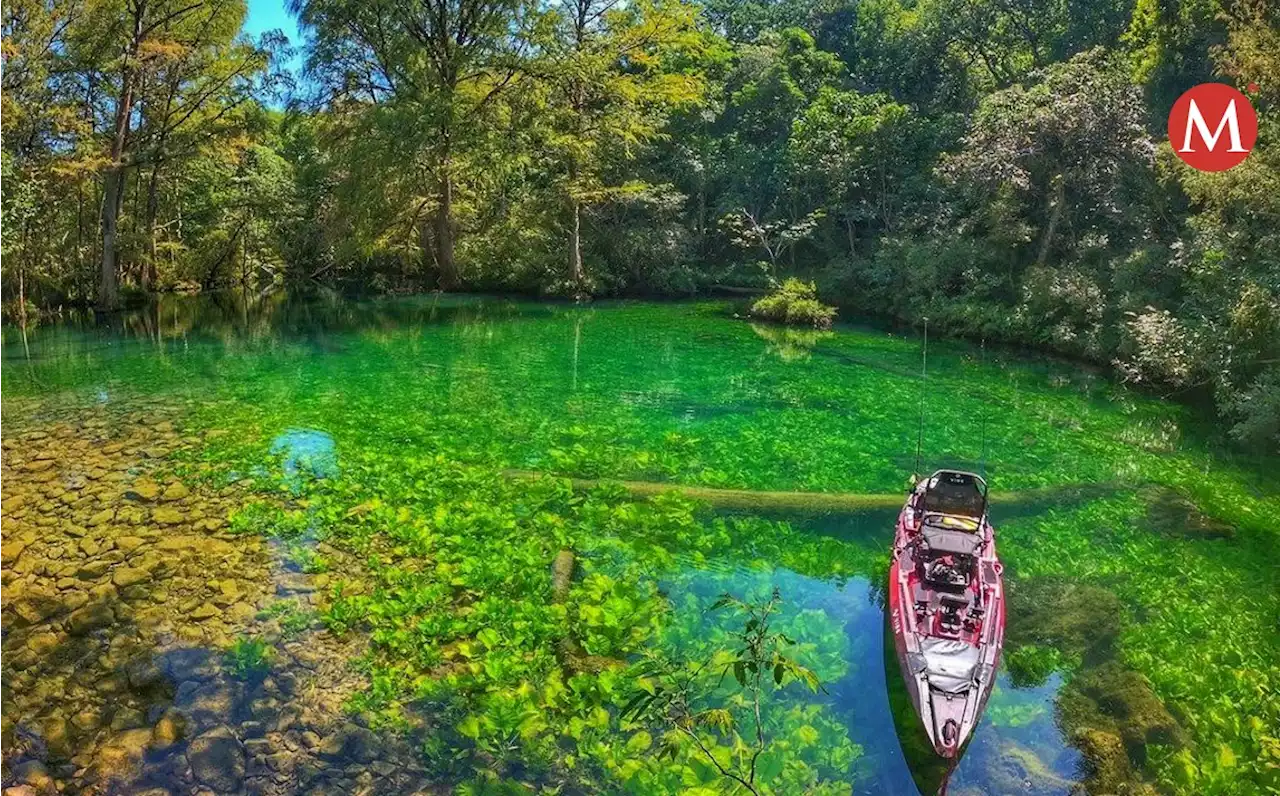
914, 317, 928, 477
979, 337, 988, 479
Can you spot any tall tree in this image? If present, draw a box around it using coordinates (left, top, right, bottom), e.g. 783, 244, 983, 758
294, 0, 535, 288
130, 7, 272, 288
540, 0, 707, 295
82, 0, 260, 309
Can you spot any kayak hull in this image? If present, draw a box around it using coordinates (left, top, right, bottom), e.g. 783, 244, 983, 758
888, 472, 1005, 757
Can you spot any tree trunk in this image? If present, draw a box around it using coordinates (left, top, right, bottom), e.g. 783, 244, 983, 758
435, 159, 458, 290
99, 169, 125, 310
17, 254, 27, 325
569, 197, 585, 298
1036, 173, 1065, 268
143, 161, 161, 290
503, 470, 1129, 515
98, 5, 143, 312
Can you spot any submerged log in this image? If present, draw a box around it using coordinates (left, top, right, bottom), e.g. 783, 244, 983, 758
549, 547, 625, 674
551, 549, 575, 603
507, 470, 1126, 516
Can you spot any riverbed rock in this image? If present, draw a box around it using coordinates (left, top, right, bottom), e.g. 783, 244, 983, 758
190, 602, 220, 621
187, 726, 245, 792
161, 482, 190, 501
94, 727, 153, 780
76, 560, 112, 580
86, 508, 115, 526
112, 566, 152, 588
175, 680, 241, 730
11, 760, 54, 791
26, 632, 61, 656
124, 481, 161, 502
67, 603, 115, 635
151, 507, 185, 525
40, 715, 72, 759
151, 710, 186, 750
9, 588, 62, 626
318, 724, 378, 764
1059, 661, 1187, 765
125, 655, 165, 691
2, 540, 27, 565
115, 536, 146, 554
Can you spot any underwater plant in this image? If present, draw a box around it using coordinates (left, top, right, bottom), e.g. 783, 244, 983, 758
224, 635, 273, 680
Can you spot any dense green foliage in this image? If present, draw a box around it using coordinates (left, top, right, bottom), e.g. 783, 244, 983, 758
3, 0, 1278, 448
748, 278, 836, 328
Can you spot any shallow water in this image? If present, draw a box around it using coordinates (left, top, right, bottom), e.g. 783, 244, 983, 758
2, 291, 1277, 795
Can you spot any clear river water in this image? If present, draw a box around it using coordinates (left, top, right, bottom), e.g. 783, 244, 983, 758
2, 291, 1276, 795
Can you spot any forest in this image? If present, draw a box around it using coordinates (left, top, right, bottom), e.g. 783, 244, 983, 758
2, 0, 1278, 453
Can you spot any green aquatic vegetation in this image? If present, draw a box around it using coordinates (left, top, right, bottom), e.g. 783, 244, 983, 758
288, 543, 330, 574
1003, 644, 1069, 689
224, 636, 273, 680
985, 684, 1049, 728
6, 297, 1279, 794
228, 501, 312, 537
216, 446, 866, 791
259, 600, 315, 637
1000, 493, 1280, 794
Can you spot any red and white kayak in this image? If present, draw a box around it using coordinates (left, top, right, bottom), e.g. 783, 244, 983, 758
888, 470, 1005, 757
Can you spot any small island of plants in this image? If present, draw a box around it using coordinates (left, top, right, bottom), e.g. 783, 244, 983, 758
748, 279, 838, 329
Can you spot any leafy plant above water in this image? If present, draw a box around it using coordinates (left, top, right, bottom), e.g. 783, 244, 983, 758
749, 279, 837, 330
622, 589, 829, 796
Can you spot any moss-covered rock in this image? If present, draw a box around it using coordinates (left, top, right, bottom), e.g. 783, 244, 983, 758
1074, 728, 1133, 793
1059, 661, 1188, 766
1005, 577, 1125, 674
976, 739, 1075, 796
1141, 486, 1235, 540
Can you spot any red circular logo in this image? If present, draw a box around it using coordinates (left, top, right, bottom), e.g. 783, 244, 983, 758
1168, 83, 1258, 172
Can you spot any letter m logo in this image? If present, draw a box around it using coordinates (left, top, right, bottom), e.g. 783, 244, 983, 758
1179, 99, 1247, 153
1169, 84, 1258, 172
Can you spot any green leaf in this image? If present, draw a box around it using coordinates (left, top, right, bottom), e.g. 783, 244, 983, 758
626, 730, 653, 753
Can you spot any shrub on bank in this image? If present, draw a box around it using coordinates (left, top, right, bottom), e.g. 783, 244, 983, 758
749, 278, 837, 329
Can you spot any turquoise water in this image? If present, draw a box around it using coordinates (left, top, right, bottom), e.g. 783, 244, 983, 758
2, 291, 1277, 795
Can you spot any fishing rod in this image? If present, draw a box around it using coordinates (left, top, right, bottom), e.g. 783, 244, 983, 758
914, 316, 928, 478
979, 337, 988, 479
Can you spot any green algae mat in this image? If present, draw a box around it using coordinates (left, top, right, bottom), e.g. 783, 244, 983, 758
3, 292, 1278, 795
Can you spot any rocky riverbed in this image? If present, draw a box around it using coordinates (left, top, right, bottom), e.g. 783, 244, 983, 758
1, 402, 433, 795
